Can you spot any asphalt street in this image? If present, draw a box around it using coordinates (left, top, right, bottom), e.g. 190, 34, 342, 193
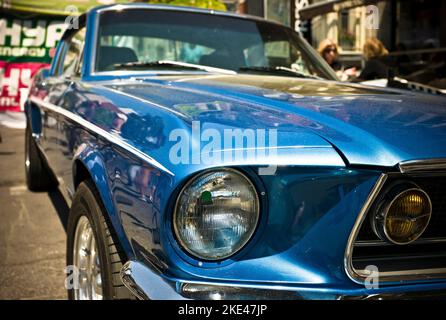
0, 125, 68, 299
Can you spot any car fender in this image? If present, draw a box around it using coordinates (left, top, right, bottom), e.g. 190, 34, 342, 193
72, 143, 135, 261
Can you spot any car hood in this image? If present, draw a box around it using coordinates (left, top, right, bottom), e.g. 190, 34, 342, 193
102, 74, 446, 167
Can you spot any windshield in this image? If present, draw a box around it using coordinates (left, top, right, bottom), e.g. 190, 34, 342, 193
95, 9, 337, 80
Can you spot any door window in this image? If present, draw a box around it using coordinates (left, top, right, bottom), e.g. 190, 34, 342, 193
61, 28, 86, 77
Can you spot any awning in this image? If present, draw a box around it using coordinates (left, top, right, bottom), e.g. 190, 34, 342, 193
0, 0, 124, 16
298, 0, 384, 20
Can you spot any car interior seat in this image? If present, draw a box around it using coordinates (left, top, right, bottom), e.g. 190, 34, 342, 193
97, 46, 139, 71
199, 50, 246, 71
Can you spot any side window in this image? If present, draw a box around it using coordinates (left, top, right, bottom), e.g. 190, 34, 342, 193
61, 28, 86, 77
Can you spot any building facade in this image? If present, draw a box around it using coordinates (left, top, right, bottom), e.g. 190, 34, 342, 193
232, 0, 446, 88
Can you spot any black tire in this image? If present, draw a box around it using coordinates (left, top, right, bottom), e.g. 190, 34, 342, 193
67, 180, 133, 300
25, 121, 58, 191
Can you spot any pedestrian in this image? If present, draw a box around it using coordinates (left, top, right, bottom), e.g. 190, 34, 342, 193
318, 39, 357, 81
318, 39, 342, 71
355, 38, 390, 81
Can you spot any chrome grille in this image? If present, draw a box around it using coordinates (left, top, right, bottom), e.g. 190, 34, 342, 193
347, 171, 446, 283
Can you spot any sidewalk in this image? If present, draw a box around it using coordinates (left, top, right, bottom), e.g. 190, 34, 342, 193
0, 125, 67, 300
0, 112, 27, 130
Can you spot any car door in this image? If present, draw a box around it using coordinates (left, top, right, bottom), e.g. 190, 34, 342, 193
42, 27, 86, 195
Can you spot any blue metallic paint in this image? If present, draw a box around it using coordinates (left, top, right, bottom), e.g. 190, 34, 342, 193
25, 3, 446, 299
107, 75, 446, 167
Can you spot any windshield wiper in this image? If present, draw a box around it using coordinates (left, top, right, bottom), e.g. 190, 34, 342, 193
239, 66, 320, 79
111, 60, 236, 75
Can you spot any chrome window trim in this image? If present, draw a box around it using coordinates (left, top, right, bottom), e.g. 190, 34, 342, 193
89, 8, 100, 76
87, 4, 338, 81
345, 160, 446, 284
74, 29, 86, 77
89, 4, 275, 76
54, 41, 68, 76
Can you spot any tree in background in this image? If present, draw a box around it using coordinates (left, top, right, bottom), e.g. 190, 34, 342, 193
147, 0, 227, 11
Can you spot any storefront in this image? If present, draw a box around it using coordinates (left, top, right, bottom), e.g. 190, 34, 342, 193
236, 0, 293, 26
298, 0, 445, 51
298, 0, 446, 88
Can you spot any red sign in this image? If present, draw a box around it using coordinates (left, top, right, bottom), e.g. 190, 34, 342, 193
0, 61, 50, 112
1, 12, 66, 112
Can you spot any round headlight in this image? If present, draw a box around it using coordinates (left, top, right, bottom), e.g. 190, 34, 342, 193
174, 169, 260, 261
373, 186, 432, 245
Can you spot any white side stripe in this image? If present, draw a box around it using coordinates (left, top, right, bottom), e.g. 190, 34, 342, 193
29, 96, 174, 176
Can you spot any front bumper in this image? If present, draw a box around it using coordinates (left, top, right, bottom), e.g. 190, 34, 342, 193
120, 261, 446, 300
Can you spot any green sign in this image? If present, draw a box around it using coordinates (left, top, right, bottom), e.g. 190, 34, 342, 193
0, 11, 66, 63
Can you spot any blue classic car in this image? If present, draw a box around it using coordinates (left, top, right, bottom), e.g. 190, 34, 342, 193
25, 3, 446, 300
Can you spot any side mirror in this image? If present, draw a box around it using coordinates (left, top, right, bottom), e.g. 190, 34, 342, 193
38, 67, 51, 80
33, 67, 51, 89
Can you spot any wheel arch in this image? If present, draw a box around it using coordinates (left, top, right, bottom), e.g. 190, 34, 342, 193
72, 152, 135, 262
73, 159, 92, 190
24, 100, 42, 135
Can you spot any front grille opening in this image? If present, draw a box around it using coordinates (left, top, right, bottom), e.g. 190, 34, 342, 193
351, 174, 446, 278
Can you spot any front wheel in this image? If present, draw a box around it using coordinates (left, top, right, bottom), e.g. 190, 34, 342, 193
67, 180, 133, 300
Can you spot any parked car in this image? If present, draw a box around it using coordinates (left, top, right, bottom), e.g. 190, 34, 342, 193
25, 3, 446, 300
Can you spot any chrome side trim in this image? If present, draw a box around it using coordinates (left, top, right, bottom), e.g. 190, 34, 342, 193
120, 261, 186, 300
354, 268, 446, 283
341, 289, 446, 300
354, 237, 446, 247
120, 262, 150, 300
122, 260, 446, 300
30, 96, 174, 176
344, 173, 388, 284
120, 261, 303, 300
399, 159, 446, 173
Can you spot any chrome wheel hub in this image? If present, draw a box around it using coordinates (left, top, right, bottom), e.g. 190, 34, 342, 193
73, 216, 103, 300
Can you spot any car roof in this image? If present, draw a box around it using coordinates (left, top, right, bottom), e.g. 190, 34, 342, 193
89, 2, 288, 29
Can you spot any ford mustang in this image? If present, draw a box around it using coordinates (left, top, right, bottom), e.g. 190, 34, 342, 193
25, 3, 446, 300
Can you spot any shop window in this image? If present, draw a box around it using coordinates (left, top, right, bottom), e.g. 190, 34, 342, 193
338, 9, 358, 51
264, 0, 290, 26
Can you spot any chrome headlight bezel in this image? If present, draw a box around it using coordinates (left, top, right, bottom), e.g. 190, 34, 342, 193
172, 168, 261, 261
